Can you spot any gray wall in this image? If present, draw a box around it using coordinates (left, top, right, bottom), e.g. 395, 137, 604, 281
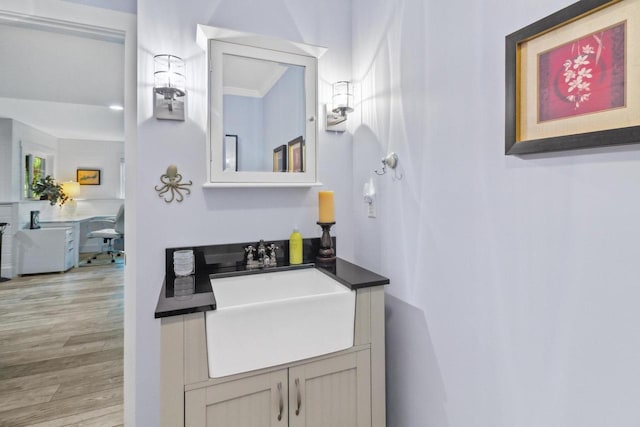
352, 0, 640, 426
136, 0, 353, 424
135, 0, 640, 425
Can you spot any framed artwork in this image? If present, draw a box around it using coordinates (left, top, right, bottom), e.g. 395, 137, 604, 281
505, 0, 640, 155
77, 168, 101, 185
224, 134, 238, 171
287, 136, 304, 173
273, 144, 287, 172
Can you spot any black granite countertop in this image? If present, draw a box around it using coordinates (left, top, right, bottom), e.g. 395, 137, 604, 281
155, 240, 389, 319
315, 258, 390, 289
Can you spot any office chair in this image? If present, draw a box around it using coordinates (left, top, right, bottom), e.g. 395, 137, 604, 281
86, 204, 124, 264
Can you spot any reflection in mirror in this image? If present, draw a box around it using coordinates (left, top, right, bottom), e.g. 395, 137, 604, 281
223, 134, 238, 171
222, 54, 305, 172
272, 144, 287, 172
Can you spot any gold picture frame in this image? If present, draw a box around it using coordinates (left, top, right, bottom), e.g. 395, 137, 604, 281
273, 144, 287, 172
77, 168, 101, 185
287, 136, 304, 173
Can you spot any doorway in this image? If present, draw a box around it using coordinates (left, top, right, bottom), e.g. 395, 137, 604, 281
0, 2, 136, 425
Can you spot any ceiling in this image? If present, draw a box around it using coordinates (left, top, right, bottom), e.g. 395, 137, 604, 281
0, 22, 124, 141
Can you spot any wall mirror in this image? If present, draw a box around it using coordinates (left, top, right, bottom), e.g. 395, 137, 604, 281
197, 25, 326, 187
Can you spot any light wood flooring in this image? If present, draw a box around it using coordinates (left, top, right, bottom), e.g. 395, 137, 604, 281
0, 261, 124, 427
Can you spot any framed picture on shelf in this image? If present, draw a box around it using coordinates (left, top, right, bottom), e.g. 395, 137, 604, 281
224, 134, 238, 171
287, 136, 304, 172
77, 168, 101, 185
273, 144, 287, 172
505, 0, 640, 155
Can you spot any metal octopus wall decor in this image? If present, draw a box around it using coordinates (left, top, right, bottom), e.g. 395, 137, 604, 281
155, 164, 193, 203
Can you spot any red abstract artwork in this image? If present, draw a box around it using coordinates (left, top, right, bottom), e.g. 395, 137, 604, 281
538, 22, 626, 122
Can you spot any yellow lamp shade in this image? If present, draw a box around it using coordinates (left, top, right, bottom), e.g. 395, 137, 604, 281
61, 181, 80, 199
318, 191, 335, 223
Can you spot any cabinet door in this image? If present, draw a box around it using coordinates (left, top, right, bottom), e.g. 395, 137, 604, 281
289, 350, 371, 427
185, 369, 288, 427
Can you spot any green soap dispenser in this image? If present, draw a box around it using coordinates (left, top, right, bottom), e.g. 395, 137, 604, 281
289, 227, 303, 265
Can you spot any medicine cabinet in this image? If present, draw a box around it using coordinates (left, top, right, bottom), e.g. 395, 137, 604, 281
197, 25, 326, 187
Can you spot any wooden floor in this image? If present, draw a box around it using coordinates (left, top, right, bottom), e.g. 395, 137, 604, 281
0, 260, 124, 427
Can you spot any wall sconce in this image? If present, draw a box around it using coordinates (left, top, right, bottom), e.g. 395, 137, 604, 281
154, 54, 186, 121
326, 81, 353, 132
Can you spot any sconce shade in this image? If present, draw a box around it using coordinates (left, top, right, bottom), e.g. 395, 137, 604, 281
61, 181, 80, 199
331, 81, 353, 115
153, 54, 186, 120
154, 55, 186, 97
326, 80, 353, 131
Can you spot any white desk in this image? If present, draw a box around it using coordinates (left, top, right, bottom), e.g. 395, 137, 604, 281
39, 215, 114, 268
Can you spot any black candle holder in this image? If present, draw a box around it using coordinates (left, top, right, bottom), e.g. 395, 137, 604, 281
316, 221, 336, 264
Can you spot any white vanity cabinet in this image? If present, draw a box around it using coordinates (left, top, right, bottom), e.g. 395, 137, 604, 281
16, 227, 74, 274
161, 286, 386, 427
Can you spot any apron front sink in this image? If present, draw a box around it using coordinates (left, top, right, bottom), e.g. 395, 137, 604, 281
206, 268, 355, 378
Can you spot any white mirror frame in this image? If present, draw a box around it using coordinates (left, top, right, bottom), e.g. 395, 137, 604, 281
197, 25, 326, 188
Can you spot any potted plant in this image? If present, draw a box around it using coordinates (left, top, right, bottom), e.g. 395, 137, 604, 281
31, 176, 68, 206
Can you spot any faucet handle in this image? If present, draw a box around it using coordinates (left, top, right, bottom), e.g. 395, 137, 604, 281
244, 245, 255, 261
257, 240, 267, 260
268, 244, 278, 265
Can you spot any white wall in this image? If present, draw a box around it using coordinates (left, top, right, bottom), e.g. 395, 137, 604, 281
61, 0, 136, 14
0, 202, 18, 278
0, 119, 13, 201
352, 0, 640, 426
12, 119, 58, 201
136, 1, 352, 424
0, 119, 57, 277
57, 138, 124, 199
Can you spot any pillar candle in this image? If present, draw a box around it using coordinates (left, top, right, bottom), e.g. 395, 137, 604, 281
318, 191, 335, 223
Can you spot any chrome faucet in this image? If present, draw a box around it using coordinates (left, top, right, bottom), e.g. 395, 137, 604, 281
257, 240, 266, 262
245, 240, 278, 268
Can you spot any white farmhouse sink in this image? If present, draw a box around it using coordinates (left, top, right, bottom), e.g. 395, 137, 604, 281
206, 268, 355, 378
